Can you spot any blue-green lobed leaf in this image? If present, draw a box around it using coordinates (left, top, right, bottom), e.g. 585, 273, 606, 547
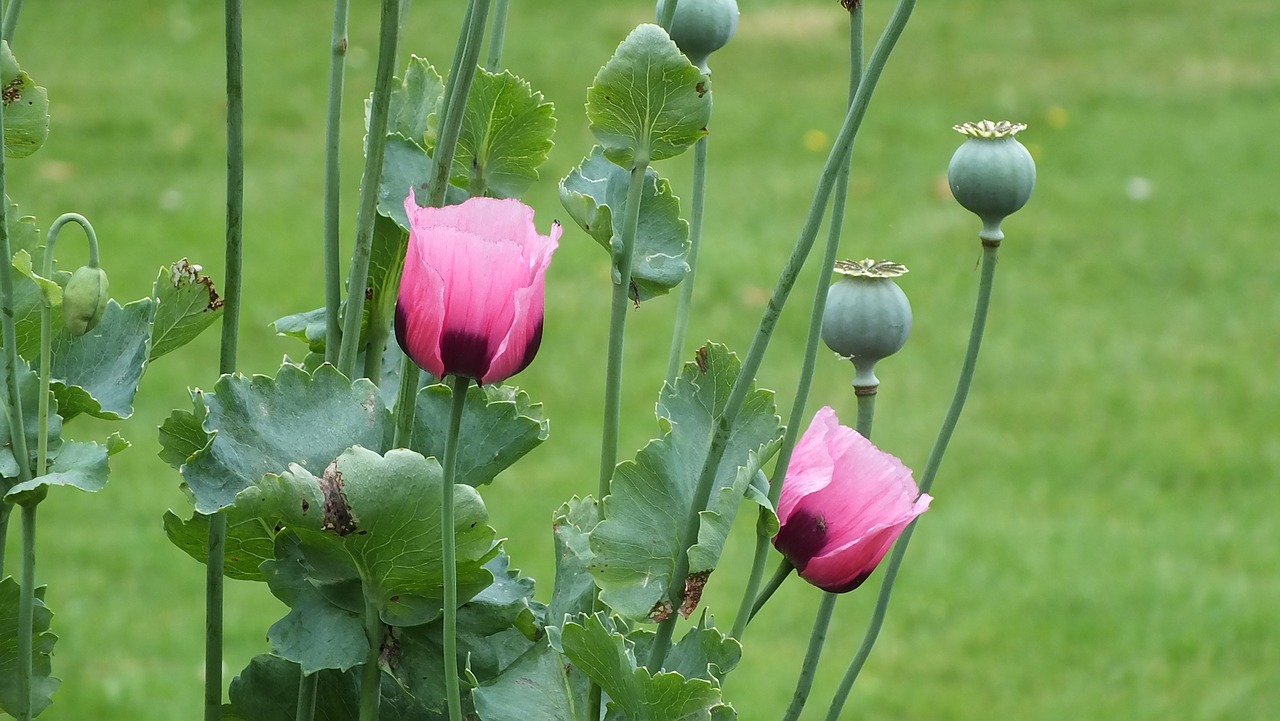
161, 362, 390, 514
588, 344, 782, 621
0, 42, 50, 159
410, 381, 549, 487
148, 259, 224, 361
586, 24, 711, 166
560, 146, 690, 301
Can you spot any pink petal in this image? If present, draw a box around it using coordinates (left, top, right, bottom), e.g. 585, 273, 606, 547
776, 406, 843, 522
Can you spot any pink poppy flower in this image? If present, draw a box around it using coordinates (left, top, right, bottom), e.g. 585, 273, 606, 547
395, 194, 561, 384
773, 406, 932, 593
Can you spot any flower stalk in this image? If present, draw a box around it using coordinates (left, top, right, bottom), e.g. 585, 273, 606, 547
322, 0, 350, 365
358, 596, 387, 721
485, 0, 510, 72
663, 135, 708, 387
439, 374, 471, 721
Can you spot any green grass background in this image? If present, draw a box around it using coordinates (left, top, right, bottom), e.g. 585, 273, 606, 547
4, 0, 1277, 718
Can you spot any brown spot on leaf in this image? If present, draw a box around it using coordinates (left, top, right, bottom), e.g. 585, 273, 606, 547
171, 258, 225, 310
679, 571, 710, 618
1, 77, 22, 106
841, 0, 862, 10
630, 280, 641, 308
695, 346, 710, 374
301, 499, 310, 513
695, 82, 707, 98
319, 460, 358, 536
649, 599, 675, 623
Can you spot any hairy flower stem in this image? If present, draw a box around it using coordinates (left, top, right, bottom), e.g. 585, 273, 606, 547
205, 3, 245, 716
484, 0, 509, 71
824, 241, 1000, 720
440, 375, 470, 721
358, 597, 387, 721
730, 5, 863, 643
664, 135, 709, 386
782, 391, 875, 721
336, 0, 402, 378
322, 0, 350, 365
1, 0, 23, 45
392, 0, 488, 441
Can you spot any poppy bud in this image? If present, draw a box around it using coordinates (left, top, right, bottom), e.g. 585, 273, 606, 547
62, 265, 110, 336
948, 120, 1036, 242
395, 195, 560, 385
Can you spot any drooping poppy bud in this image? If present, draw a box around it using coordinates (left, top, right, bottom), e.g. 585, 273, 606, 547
773, 406, 931, 593
62, 265, 110, 336
395, 194, 561, 385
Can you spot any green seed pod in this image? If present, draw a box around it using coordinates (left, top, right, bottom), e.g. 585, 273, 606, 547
657, 0, 739, 73
821, 259, 911, 389
63, 265, 110, 336
948, 120, 1036, 242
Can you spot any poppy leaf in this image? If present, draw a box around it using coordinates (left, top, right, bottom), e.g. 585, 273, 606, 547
0, 579, 59, 718
148, 259, 224, 361
560, 146, 690, 301
0, 42, 49, 159
588, 344, 782, 621
586, 24, 711, 166
410, 381, 548, 487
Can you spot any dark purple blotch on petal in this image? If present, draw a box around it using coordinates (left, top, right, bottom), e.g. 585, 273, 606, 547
511, 320, 544, 380
819, 568, 874, 594
772, 506, 827, 573
440, 329, 494, 381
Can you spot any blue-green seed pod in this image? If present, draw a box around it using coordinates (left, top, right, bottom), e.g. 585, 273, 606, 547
63, 265, 110, 336
821, 259, 911, 389
657, 0, 739, 73
948, 120, 1036, 242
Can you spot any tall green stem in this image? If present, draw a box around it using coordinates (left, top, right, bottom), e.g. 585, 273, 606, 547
358, 596, 387, 721
663, 135, 708, 386
824, 241, 1000, 720
206, 3, 244, 717
15, 503, 35, 721
322, 0, 350, 365
336, 0, 402, 378
781, 391, 875, 721
1, 0, 23, 45
597, 152, 649, 501
730, 5, 863, 643
440, 375, 470, 721
484, 0, 509, 71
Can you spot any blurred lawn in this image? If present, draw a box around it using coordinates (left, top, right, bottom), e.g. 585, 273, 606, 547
3, 0, 1278, 719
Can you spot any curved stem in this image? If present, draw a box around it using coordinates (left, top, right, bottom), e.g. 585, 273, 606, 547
484, 0, 509, 72
15, 503, 35, 721
1, 0, 23, 45
322, 0, 350, 365
745, 557, 794, 627
440, 375, 470, 721
358, 596, 387, 721
663, 135, 709, 387
824, 242, 1000, 720
336, 0, 402, 378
